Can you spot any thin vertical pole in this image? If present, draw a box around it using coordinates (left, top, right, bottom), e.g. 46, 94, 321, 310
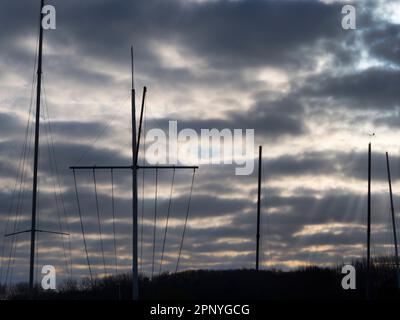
131, 46, 139, 300
366, 143, 372, 299
29, 0, 44, 295
135, 87, 147, 166
256, 146, 262, 271
386, 152, 400, 286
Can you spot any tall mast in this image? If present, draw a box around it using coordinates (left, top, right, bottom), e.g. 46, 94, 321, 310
69, 48, 198, 299
256, 146, 262, 271
131, 46, 139, 300
29, 0, 45, 294
385, 152, 399, 286
366, 143, 372, 299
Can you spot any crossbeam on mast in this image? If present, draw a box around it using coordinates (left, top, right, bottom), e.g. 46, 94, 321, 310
70, 165, 199, 170
5, 229, 70, 237
139, 165, 199, 170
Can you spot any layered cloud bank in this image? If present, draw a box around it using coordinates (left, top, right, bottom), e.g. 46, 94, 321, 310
0, 0, 399, 283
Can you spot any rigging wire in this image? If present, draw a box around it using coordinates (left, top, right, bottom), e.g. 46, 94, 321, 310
0, 168, 21, 286
139, 98, 147, 273
8, 113, 36, 286
0, 47, 39, 285
72, 169, 93, 283
385, 199, 394, 260
35, 173, 41, 285
176, 169, 196, 273
41, 93, 71, 281
139, 167, 146, 274
93, 169, 107, 277
1, 6, 42, 290
0, 65, 37, 287
42, 76, 73, 279
6, 8, 41, 288
261, 160, 270, 269
4, 81, 36, 288
111, 169, 118, 275
5, 138, 31, 288
386, 155, 400, 268
151, 169, 158, 279
7, 236, 19, 287
159, 169, 176, 275
72, 93, 131, 167
0, 81, 35, 287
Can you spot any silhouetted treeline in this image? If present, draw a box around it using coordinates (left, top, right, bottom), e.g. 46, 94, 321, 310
2, 256, 399, 300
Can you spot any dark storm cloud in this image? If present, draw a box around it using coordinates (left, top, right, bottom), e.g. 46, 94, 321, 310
266, 152, 333, 176
266, 150, 400, 182
0, 112, 24, 136
0, 136, 129, 191
302, 68, 400, 110
374, 112, 400, 129
0, 0, 352, 73
363, 22, 400, 66
42, 0, 350, 72
0, 111, 117, 146
49, 120, 115, 140
0, 1, 37, 42
159, 0, 347, 70
146, 96, 307, 140
48, 62, 117, 88
231, 97, 307, 138
192, 149, 399, 185
182, 189, 395, 253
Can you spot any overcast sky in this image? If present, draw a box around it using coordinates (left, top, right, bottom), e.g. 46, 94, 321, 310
1, 0, 400, 284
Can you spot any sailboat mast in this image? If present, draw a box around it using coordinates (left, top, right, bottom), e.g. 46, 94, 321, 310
366, 143, 372, 299
131, 46, 139, 300
256, 146, 262, 271
385, 152, 400, 280
29, 0, 44, 294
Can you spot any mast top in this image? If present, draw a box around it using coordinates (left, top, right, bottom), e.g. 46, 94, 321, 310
131, 45, 135, 91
